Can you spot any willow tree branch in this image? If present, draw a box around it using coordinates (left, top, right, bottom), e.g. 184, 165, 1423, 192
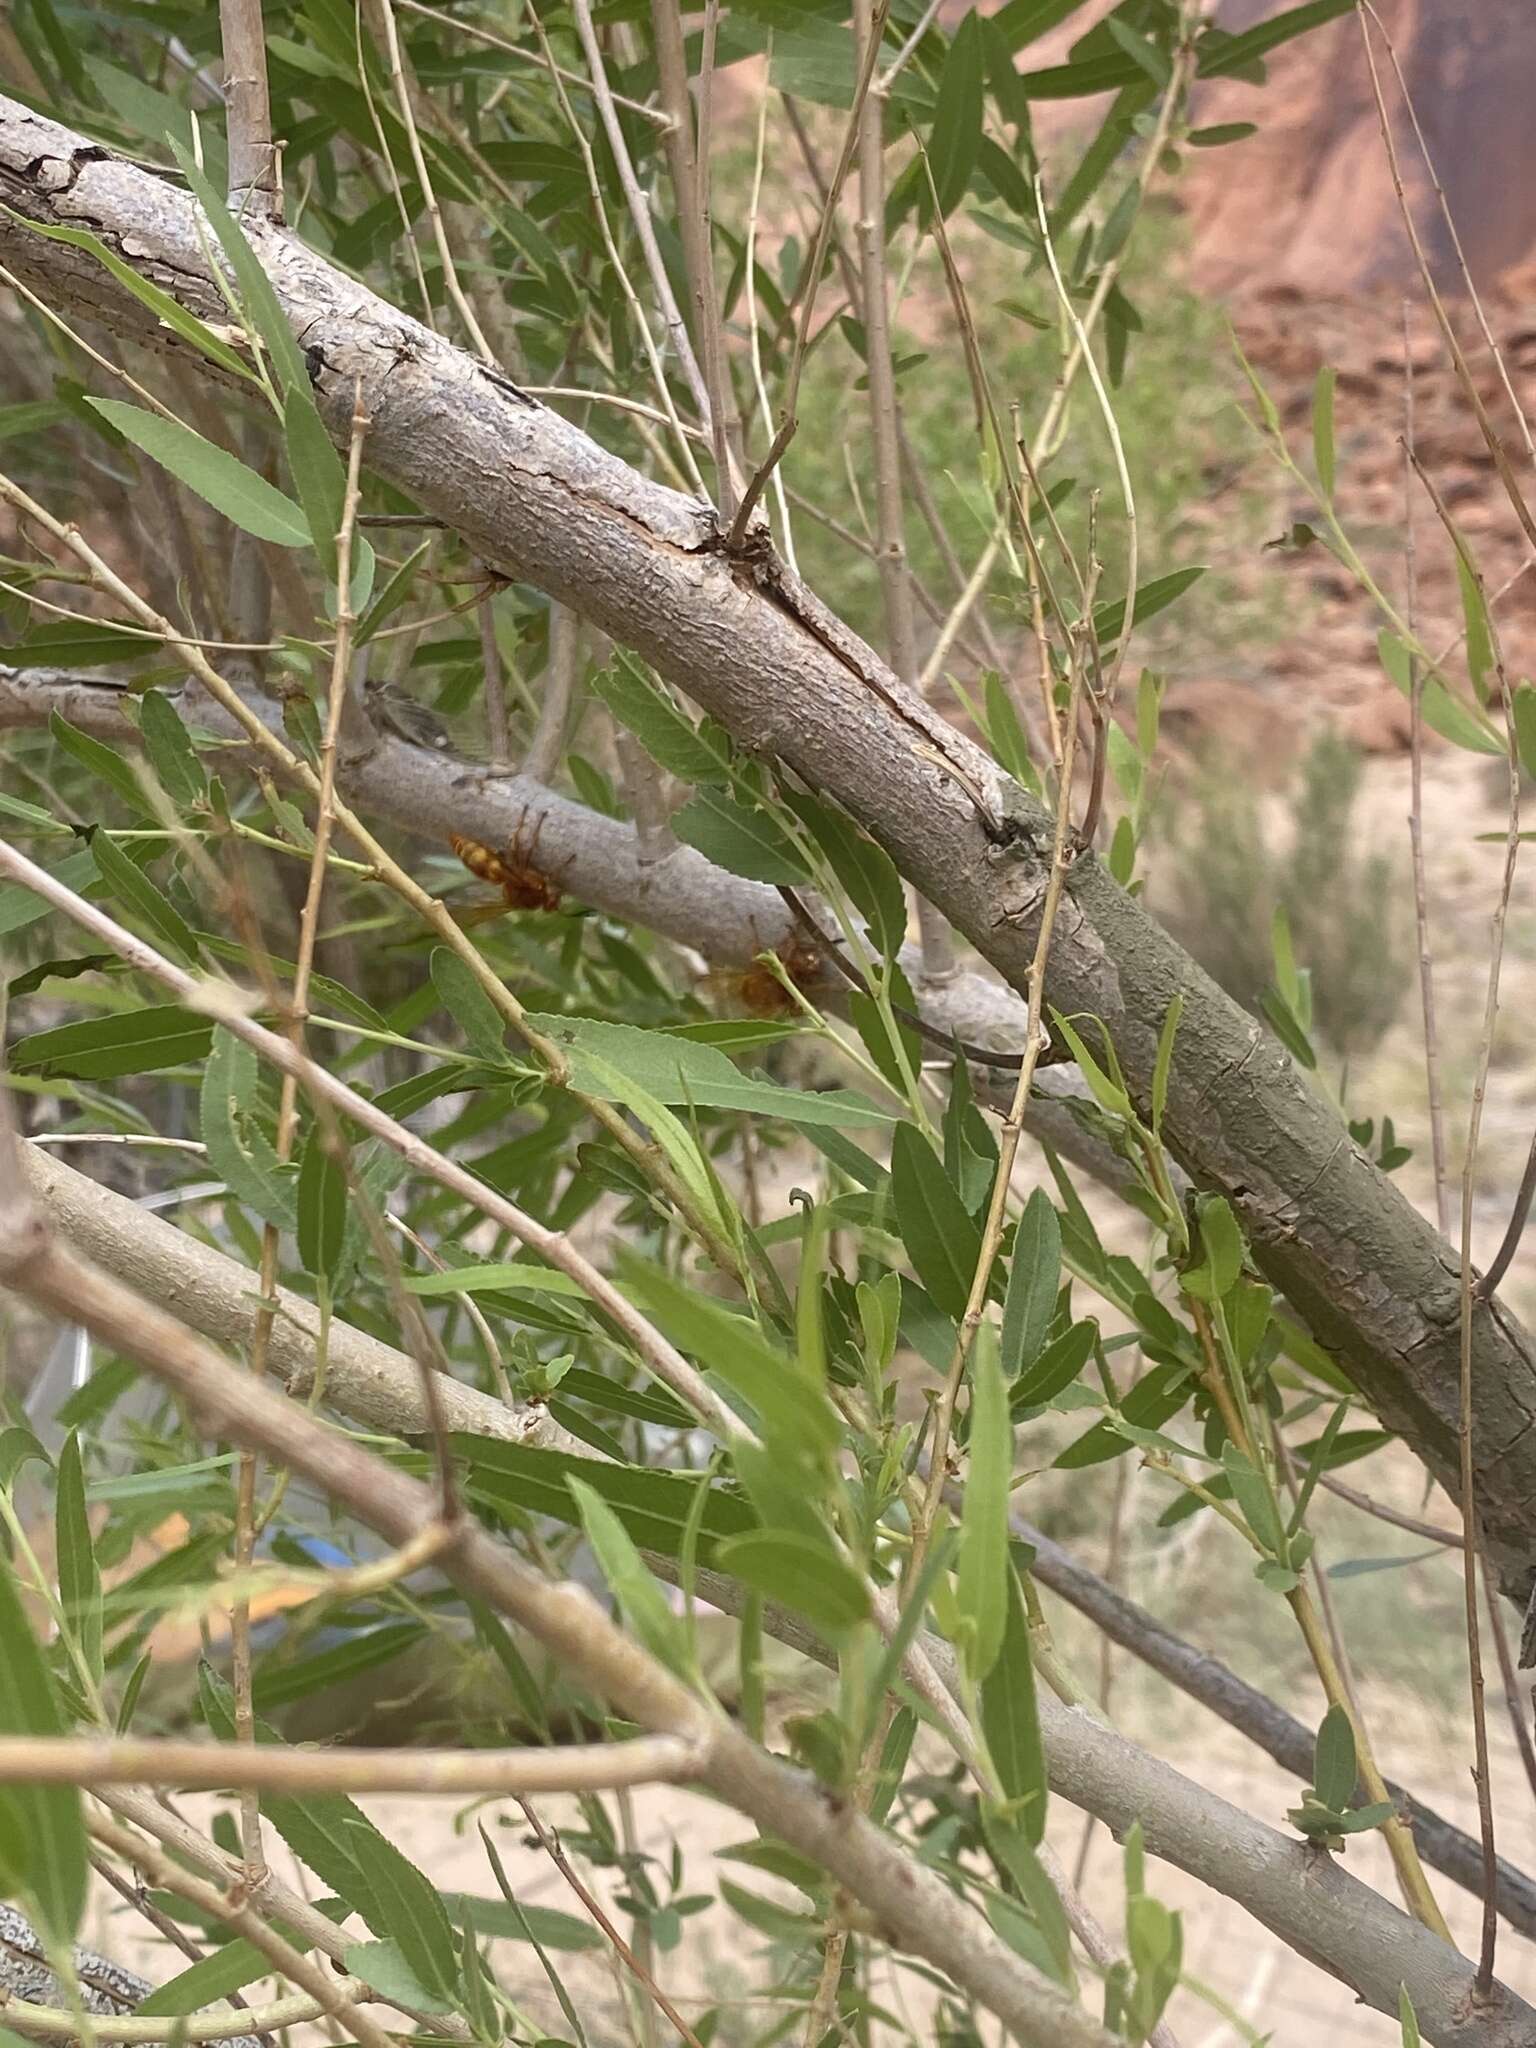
22, 1142, 1535, 2033
2, 100, 1535, 1596
1018, 1518, 1536, 1940
0, 1733, 704, 1796
97, 1784, 467, 2038
0, 664, 1131, 1190
0, 1903, 256, 2048
218, 0, 279, 219
0, 1123, 1116, 2048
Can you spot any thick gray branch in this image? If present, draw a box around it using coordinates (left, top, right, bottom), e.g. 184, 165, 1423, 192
0, 1902, 259, 2048
1, 101, 1533, 1596
1019, 1519, 1536, 1939
22, 1145, 1532, 2047
0, 665, 1123, 1185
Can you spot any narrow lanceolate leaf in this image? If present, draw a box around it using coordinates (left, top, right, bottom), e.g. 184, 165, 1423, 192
88, 834, 199, 965
982, 1563, 1046, 1840
672, 787, 812, 883
568, 1477, 691, 1674
0, 210, 254, 382
47, 708, 155, 816
890, 1124, 984, 1322
0, 1558, 87, 1941
296, 1126, 349, 1283
84, 400, 310, 546
591, 653, 730, 783
430, 949, 510, 1065
199, 1026, 298, 1229
1377, 629, 1503, 755
782, 790, 907, 960
956, 1348, 1012, 1681
342, 1820, 462, 2005
1090, 565, 1206, 647
928, 11, 985, 218
1151, 992, 1183, 1137
169, 142, 312, 396
137, 690, 206, 806
1511, 681, 1536, 782
54, 1434, 102, 1686
715, 1529, 871, 1632
1312, 365, 1336, 498
1312, 1700, 1357, 1813
999, 1189, 1060, 1380
284, 384, 347, 582
10, 1004, 212, 1080
1011, 1318, 1096, 1413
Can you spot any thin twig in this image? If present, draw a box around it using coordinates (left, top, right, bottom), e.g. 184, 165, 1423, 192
565, 0, 712, 430
478, 587, 511, 770
89, 1816, 398, 2048
515, 1802, 708, 2048
1317, 1471, 1459, 1547
368, 0, 495, 362
1484, 1572, 1536, 1812
907, 566, 1091, 1580
392, 0, 670, 121
729, 0, 891, 542
218, 0, 280, 219
1409, 455, 1519, 2000
0, 837, 746, 1446
1186, 1301, 1452, 1941
1357, 5, 1536, 555
0, 1733, 704, 1795
851, 0, 948, 983
1400, 299, 1451, 1239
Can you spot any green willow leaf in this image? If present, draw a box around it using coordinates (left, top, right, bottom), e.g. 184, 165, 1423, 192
956, 1348, 1011, 1680
0, 1558, 86, 1941
89, 834, 199, 965
981, 1562, 1046, 1840
1000, 1189, 1061, 1380
928, 11, 985, 218
169, 142, 312, 396
55, 1434, 102, 1687
890, 1124, 983, 1322
48, 708, 154, 815
296, 1126, 349, 1282
591, 653, 730, 783
138, 690, 206, 806
1312, 364, 1336, 498
84, 400, 309, 546
11, 1004, 212, 1080
284, 383, 347, 581
671, 788, 811, 883
715, 1530, 871, 1631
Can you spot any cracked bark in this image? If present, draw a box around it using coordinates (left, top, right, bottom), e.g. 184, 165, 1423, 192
1, 98, 1534, 1593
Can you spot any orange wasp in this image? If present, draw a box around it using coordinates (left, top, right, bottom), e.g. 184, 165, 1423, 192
448, 815, 570, 924
705, 936, 828, 1019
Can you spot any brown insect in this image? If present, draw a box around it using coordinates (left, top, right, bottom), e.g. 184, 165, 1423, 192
707, 937, 827, 1019
449, 816, 568, 921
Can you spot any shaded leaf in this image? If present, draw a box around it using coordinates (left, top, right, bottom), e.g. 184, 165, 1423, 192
11, 1004, 212, 1080
715, 1530, 871, 1632
84, 401, 309, 546
672, 788, 811, 883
